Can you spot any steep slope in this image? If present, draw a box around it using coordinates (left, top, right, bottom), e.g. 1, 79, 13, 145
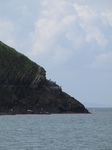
0, 41, 89, 114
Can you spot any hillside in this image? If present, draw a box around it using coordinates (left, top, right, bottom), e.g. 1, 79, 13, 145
0, 41, 89, 114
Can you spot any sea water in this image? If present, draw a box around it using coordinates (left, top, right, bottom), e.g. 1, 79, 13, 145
0, 108, 112, 150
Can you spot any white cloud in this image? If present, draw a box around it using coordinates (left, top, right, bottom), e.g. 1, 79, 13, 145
74, 3, 98, 24
62, 15, 76, 25
101, 11, 112, 27
29, 1, 76, 62
90, 52, 112, 70
27, 0, 111, 70
84, 26, 108, 47
0, 1, 110, 69
74, 3, 108, 48
29, 2, 79, 62
0, 0, 112, 107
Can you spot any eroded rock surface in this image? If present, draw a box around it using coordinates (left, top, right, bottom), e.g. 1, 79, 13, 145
0, 41, 89, 114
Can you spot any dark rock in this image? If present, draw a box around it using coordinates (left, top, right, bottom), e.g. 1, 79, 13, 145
0, 41, 89, 114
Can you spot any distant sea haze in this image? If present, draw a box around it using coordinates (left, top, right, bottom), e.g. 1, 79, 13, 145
84, 102, 111, 108
0, 108, 112, 150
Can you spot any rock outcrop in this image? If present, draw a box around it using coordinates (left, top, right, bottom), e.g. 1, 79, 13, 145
0, 41, 89, 114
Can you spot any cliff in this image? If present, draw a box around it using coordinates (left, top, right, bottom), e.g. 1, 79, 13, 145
0, 41, 89, 114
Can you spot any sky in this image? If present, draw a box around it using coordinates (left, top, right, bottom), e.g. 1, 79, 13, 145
0, 0, 112, 107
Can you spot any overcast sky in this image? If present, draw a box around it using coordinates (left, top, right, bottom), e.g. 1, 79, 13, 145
0, 0, 112, 107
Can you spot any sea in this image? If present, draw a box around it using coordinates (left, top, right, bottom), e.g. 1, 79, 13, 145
0, 108, 112, 150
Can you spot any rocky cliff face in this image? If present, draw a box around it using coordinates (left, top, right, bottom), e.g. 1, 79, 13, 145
0, 41, 89, 114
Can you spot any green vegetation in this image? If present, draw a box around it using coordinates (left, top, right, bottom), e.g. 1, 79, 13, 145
0, 41, 89, 114
0, 41, 45, 79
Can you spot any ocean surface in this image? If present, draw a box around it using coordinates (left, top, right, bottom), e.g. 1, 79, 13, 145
0, 108, 112, 150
